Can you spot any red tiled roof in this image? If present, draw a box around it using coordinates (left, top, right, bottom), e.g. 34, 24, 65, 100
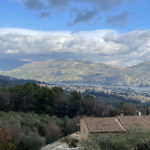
83, 116, 150, 133
84, 117, 126, 133
117, 116, 150, 130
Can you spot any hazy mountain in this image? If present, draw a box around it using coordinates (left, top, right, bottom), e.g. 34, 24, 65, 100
1, 60, 150, 87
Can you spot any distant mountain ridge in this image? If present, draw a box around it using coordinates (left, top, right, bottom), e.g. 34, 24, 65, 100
1, 60, 150, 87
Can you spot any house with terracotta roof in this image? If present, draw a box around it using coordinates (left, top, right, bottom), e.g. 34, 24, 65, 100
80, 115, 150, 139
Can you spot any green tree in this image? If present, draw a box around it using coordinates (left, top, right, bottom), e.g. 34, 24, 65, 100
69, 91, 82, 117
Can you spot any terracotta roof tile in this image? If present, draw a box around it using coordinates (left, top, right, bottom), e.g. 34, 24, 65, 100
84, 117, 126, 133
83, 116, 150, 133
117, 116, 150, 130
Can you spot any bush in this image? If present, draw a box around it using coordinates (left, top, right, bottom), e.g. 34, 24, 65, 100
80, 130, 150, 150
0, 142, 16, 150
0, 128, 16, 150
17, 132, 45, 150
44, 122, 63, 143
0, 112, 75, 150
64, 116, 80, 135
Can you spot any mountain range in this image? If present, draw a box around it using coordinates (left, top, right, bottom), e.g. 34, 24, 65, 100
1, 60, 150, 87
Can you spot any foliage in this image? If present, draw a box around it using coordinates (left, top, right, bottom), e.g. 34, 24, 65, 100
0, 112, 80, 150
3, 60, 150, 87
0, 83, 140, 118
0, 128, 16, 150
80, 130, 150, 150
0, 83, 114, 117
0, 83, 145, 150
17, 132, 45, 150
0, 75, 37, 88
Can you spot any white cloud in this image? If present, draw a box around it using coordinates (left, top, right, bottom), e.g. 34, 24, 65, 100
5, 49, 19, 54
20, 58, 33, 62
0, 28, 69, 36
1, 28, 150, 66
0, 28, 115, 38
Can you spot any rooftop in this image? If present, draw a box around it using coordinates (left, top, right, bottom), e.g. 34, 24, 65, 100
83, 115, 150, 133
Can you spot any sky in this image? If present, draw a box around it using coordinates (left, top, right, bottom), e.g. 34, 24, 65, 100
0, 0, 150, 70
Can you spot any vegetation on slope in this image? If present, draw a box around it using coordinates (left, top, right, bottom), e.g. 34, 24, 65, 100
81, 130, 150, 150
2, 60, 150, 87
0, 83, 139, 118
0, 83, 149, 150
0, 75, 38, 88
0, 112, 80, 150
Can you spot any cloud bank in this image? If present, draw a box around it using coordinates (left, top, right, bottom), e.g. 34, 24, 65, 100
0, 28, 150, 66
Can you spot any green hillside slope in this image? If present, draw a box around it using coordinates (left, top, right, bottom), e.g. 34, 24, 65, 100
0, 75, 38, 88
2, 60, 150, 87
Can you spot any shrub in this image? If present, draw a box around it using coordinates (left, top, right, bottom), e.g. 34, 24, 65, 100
80, 130, 150, 150
65, 116, 80, 135
17, 132, 45, 150
44, 122, 63, 143
0, 128, 16, 150
0, 112, 72, 150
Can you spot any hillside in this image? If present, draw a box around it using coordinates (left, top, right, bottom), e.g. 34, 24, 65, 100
1, 60, 150, 87
0, 74, 38, 88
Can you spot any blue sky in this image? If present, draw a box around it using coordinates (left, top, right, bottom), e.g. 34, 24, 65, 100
0, 0, 150, 70
1, 0, 150, 32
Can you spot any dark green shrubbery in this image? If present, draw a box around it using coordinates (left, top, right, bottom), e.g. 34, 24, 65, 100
0, 83, 139, 118
0, 112, 80, 150
17, 132, 45, 150
80, 129, 150, 150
